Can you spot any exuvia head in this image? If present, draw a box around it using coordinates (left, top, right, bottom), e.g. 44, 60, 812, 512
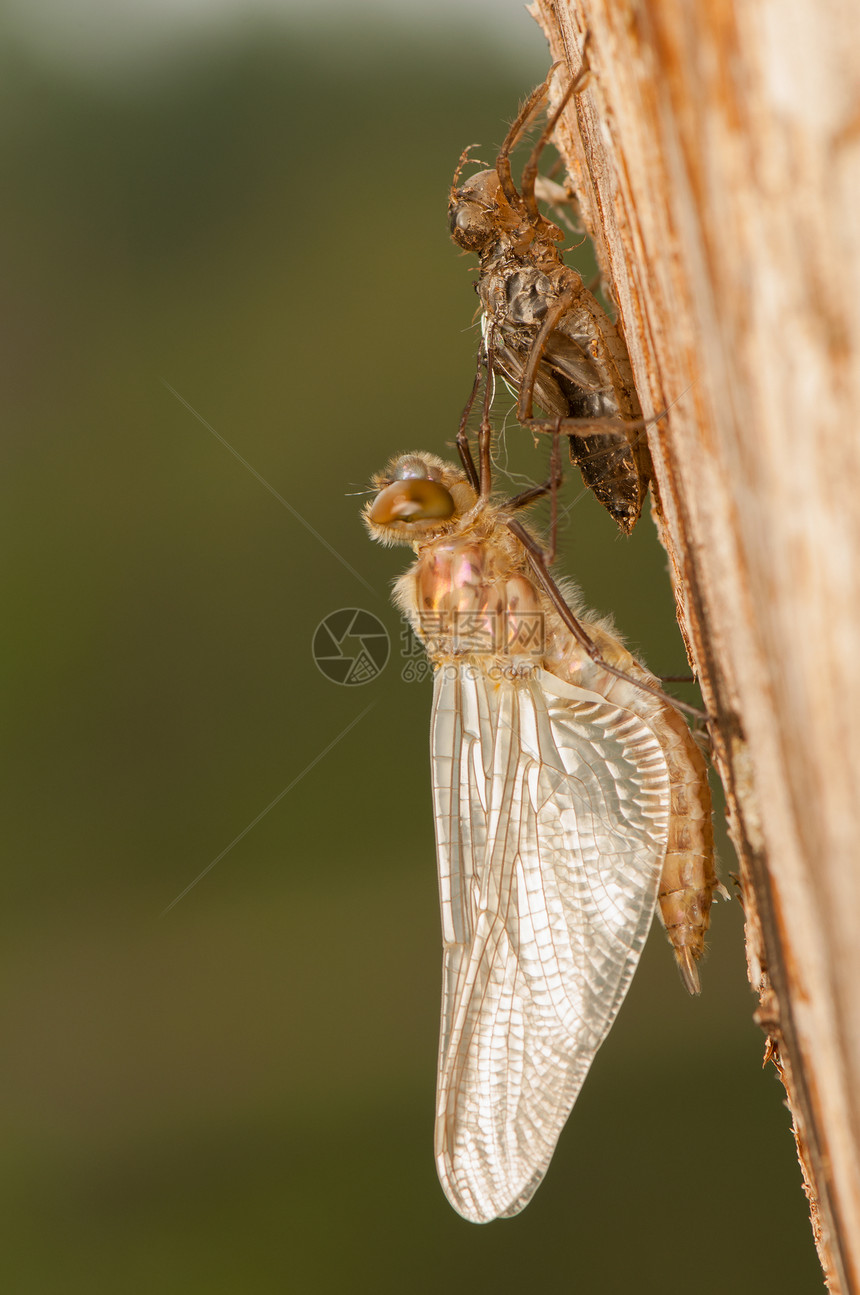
448, 169, 522, 254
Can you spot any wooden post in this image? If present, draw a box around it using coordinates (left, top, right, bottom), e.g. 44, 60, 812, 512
528, 1, 860, 1289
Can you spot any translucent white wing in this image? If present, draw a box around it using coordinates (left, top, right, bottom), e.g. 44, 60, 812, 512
430, 662, 672, 1223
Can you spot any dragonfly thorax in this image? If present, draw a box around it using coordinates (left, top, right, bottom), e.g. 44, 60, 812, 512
412, 535, 546, 665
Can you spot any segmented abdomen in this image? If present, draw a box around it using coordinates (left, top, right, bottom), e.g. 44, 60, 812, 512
654, 706, 717, 994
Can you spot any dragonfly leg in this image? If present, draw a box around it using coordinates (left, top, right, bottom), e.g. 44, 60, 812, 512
516, 285, 580, 427
505, 513, 706, 720
456, 348, 483, 492
506, 421, 563, 512
505, 423, 563, 562
520, 43, 591, 225
495, 70, 556, 210
478, 331, 496, 499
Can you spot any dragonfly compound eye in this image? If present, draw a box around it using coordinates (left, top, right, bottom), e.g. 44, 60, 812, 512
369, 478, 456, 526
448, 170, 505, 252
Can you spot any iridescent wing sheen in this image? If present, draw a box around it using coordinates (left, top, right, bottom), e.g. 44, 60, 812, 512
430, 662, 672, 1224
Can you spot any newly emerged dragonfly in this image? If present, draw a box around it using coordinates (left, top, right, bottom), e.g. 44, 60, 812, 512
449, 60, 650, 532
364, 442, 717, 1222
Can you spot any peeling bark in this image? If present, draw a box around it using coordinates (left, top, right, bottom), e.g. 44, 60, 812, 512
527, 1, 860, 1289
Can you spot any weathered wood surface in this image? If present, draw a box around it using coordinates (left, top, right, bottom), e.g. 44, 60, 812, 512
528, 1, 860, 1289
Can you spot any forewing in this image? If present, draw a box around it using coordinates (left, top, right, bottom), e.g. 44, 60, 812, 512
430, 663, 671, 1223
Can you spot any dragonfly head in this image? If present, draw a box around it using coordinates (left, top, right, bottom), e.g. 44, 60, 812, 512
448, 169, 522, 255
363, 452, 476, 546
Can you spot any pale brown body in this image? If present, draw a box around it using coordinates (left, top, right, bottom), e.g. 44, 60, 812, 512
367, 452, 717, 991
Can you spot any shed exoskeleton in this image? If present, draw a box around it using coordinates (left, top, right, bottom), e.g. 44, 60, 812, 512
449, 62, 651, 533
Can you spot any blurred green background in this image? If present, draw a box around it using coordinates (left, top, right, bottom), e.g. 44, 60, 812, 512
2, 3, 821, 1292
